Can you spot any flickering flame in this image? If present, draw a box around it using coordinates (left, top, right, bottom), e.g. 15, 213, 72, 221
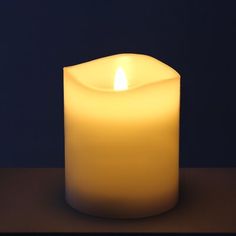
113, 67, 128, 91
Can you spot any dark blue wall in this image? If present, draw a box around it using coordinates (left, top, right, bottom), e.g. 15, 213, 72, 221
0, 0, 235, 167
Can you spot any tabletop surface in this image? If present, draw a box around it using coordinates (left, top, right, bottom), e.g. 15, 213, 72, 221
0, 168, 235, 233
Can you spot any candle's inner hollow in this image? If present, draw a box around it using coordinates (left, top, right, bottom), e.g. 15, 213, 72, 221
65, 54, 179, 92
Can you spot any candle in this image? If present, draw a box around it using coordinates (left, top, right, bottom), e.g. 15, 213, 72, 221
63, 53, 180, 219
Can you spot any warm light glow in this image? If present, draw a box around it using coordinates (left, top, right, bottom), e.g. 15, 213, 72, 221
114, 67, 128, 91
64, 54, 180, 219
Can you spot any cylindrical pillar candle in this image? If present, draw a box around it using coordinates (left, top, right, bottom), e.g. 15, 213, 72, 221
63, 53, 180, 218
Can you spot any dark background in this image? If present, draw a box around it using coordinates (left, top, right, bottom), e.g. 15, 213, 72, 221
0, 0, 235, 167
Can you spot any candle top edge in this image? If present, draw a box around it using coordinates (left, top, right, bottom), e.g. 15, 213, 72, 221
64, 53, 179, 74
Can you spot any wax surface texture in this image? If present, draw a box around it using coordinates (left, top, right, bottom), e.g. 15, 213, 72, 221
64, 53, 180, 218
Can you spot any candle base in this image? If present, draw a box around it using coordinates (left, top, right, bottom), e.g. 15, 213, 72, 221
66, 190, 178, 219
